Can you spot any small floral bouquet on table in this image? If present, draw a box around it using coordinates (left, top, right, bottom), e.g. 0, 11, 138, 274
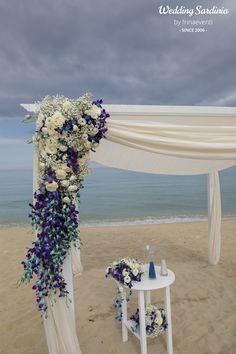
105, 258, 143, 321
130, 305, 168, 338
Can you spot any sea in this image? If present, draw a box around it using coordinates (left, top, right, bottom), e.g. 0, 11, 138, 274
0, 164, 235, 227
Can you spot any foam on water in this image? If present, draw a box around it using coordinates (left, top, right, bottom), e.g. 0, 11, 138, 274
1, 215, 235, 229
79, 215, 236, 228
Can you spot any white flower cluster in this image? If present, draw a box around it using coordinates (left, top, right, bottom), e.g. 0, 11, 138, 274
113, 258, 142, 285
145, 305, 165, 338
32, 95, 105, 201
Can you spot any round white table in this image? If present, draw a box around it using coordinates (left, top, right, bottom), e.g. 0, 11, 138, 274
121, 265, 175, 354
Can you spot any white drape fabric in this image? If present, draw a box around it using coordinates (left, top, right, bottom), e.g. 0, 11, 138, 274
72, 200, 83, 277
208, 172, 222, 265
71, 241, 83, 276
91, 139, 236, 175
106, 119, 236, 160
44, 254, 82, 354
44, 302, 81, 354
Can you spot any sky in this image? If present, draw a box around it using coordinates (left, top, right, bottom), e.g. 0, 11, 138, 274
0, 0, 236, 169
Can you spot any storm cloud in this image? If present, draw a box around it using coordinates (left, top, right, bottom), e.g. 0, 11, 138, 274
0, 0, 236, 120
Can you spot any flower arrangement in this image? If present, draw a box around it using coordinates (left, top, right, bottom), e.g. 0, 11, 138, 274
130, 305, 168, 338
105, 258, 143, 320
20, 94, 109, 315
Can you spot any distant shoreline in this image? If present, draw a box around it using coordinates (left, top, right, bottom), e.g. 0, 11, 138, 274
1, 215, 235, 229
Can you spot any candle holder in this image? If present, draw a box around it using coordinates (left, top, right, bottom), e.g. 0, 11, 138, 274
160, 259, 168, 276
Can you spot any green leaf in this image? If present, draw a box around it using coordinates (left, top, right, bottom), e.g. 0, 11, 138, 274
22, 114, 32, 122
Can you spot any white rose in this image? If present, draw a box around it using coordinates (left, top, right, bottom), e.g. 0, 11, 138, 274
45, 181, 58, 192
61, 164, 71, 172
73, 125, 78, 131
51, 111, 66, 128
155, 315, 163, 326
132, 269, 139, 276
40, 162, 45, 168
62, 101, 72, 111
61, 180, 70, 187
46, 124, 57, 136
84, 141, 91, 149
63, 196, 71, 204
55, 164, 70, 173
105, 266, 111, 275
78, 118, 86, 126
56, 169, 67, 180
68, 185, 78, 192
82, 133, 88, 140
69, 175, 76, 182
45, 141, 57, 154
85, 105, 101, 119
124, 275, 131, 283
42, 127, 48, 134
122, 269, 129, 276
42, 123, 58, 136
90, 127, 99, 136
59, 145, 68, 152
45, 117, 54, 127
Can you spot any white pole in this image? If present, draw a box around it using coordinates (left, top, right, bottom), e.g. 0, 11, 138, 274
138, 290, 147, 354
121, 288, 128, 342
164, 286, 173, 354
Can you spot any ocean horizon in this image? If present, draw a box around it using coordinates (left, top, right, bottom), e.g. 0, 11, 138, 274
0, 164, 235, 227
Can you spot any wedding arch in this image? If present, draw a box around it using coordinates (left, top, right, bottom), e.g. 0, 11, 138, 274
21, 100, 236, 354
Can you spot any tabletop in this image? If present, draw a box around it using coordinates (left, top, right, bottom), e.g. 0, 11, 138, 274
130, 265, 175, 291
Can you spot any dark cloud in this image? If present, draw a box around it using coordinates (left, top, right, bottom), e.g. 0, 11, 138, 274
0, 0, 236, 119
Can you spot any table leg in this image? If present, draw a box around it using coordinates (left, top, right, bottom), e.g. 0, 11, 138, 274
145, 290, 151, 306
121, 288, 128, 342
164, 286, 173, 354
138, 290, 147, 354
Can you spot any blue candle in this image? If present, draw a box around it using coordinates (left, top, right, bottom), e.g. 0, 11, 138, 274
149, 260, 156, 279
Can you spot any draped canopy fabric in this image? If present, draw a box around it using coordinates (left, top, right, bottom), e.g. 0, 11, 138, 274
22, 103, 236, 174
90, 104, 236, 175
21, 103, 236, 354
106, 119, 236, 160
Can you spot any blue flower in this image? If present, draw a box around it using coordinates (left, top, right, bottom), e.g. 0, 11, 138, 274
20, 95, 109, 315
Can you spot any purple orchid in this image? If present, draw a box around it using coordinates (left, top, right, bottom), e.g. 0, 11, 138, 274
20, 96, 109, 315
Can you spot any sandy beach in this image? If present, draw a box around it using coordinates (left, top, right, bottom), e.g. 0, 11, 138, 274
0, 220, 236, 354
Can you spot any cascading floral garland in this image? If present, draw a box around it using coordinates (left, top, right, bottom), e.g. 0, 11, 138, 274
20, 94, 109, 315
